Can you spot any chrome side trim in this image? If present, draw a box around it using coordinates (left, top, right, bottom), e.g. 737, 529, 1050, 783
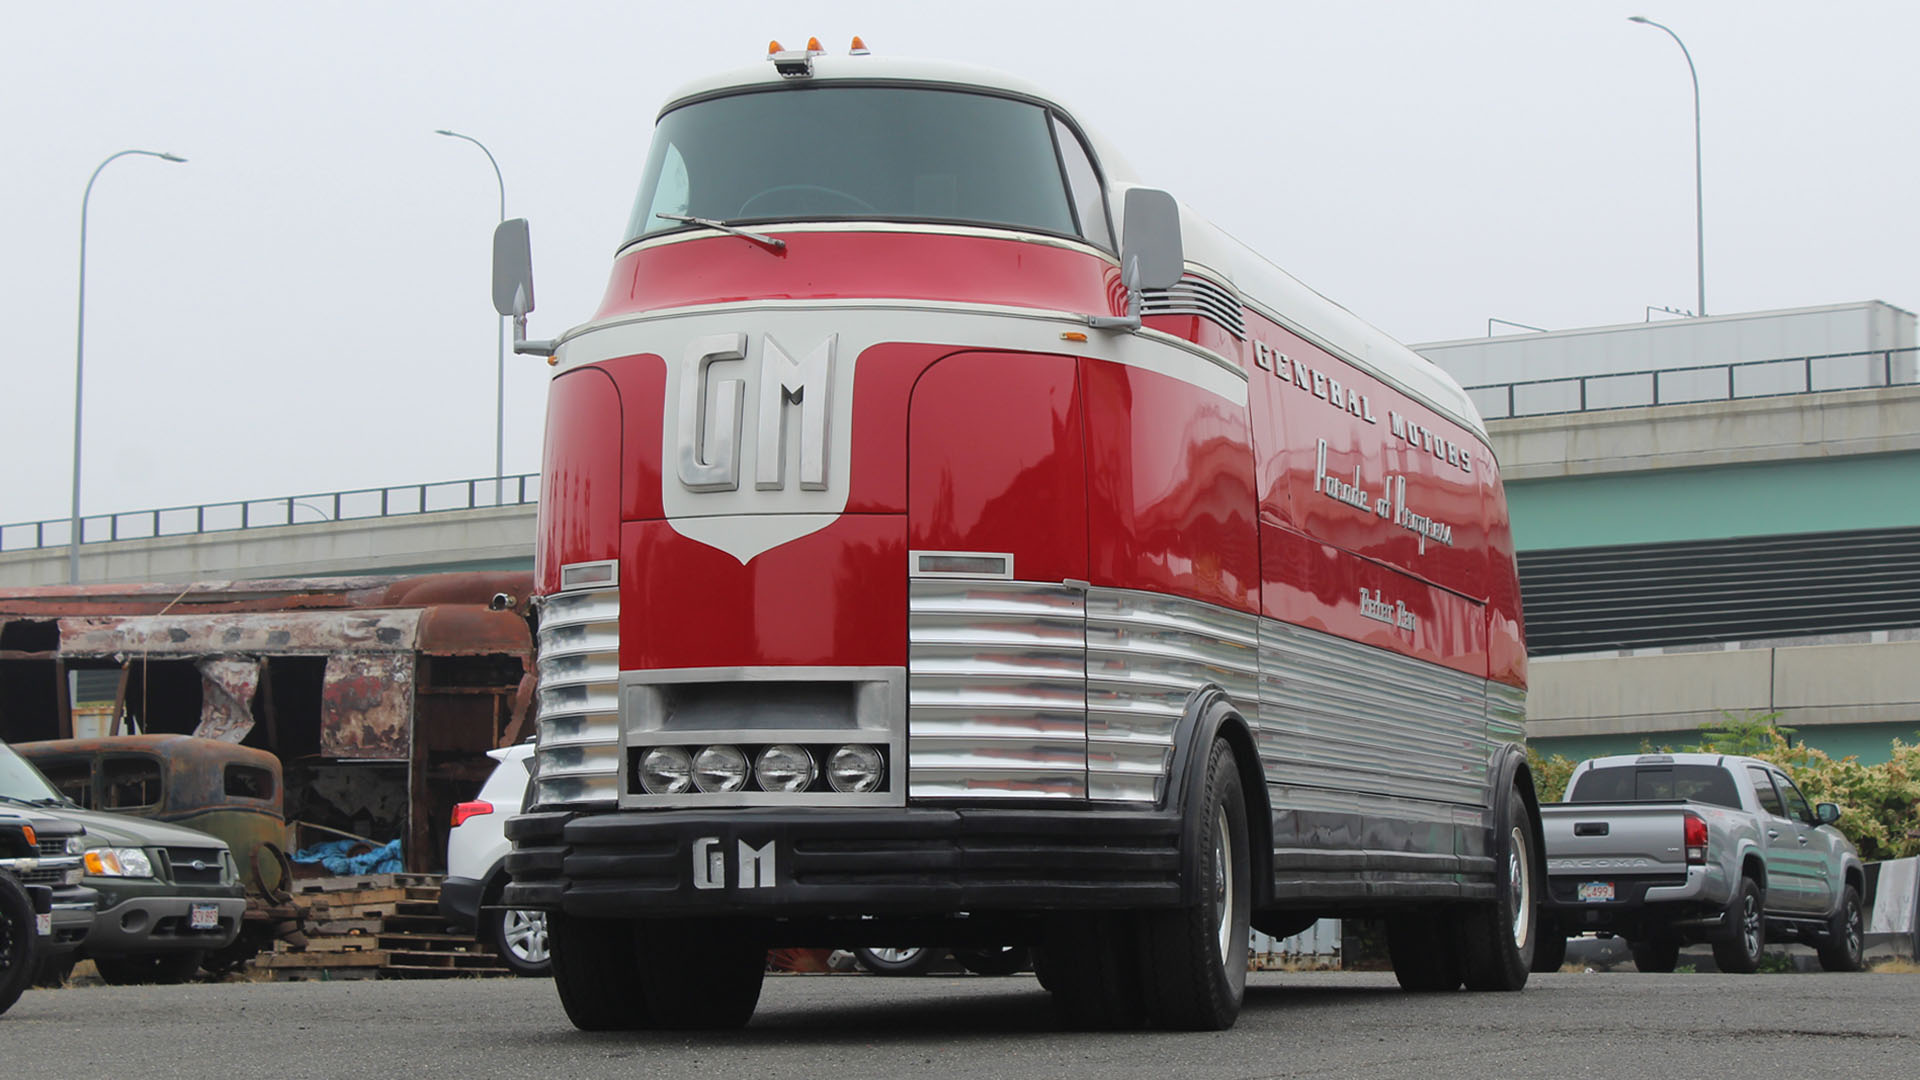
1257, 622, 1489, 808
909, 579, 1088, 799
1486, 679, 1527, 749
1085, 587, 1258, 802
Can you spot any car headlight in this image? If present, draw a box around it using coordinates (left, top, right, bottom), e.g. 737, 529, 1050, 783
84, 847, 156, 878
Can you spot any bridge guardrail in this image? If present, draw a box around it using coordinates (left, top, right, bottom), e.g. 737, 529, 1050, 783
1463, 346, 1919, 421
1, 473, 541, 554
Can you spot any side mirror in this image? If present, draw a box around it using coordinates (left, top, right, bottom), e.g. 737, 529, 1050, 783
492, 218, 558, 356
1117, 187, 1185, 291
1815, 801, 1841, 825
492, 218, 536, 318
1087, 188, 1185, 333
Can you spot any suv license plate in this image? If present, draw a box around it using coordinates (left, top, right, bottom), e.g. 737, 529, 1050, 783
189, 903, 220, 930
36, 912, 53, 936
1577, 881, 1616, 903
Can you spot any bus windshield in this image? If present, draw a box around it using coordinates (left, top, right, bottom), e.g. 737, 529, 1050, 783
625, 86, 1093, 246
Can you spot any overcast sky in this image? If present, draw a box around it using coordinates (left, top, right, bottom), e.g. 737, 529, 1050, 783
4, 0, 1913, 529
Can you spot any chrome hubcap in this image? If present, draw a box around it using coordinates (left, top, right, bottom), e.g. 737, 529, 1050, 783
870, 947, 924, 964
1508, 825, 1533, 949
1214, 806, 1234, 964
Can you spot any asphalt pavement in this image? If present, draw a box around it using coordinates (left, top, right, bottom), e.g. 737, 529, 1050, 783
5, 970, 1914, 1079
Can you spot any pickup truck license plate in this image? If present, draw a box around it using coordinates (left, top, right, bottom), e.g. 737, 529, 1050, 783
1577, 881, 1616, 903
189, 903, 220, 930
36, 912, 52, 936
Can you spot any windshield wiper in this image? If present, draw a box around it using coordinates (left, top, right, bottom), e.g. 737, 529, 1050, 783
654, 213, 786, 253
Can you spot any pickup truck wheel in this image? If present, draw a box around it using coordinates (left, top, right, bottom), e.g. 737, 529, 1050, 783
0, 873, 36, 1016
1388, 909, 1463, 991
636, 918, 766, 1029
1531, 930, 1569, 973
93, 949, 205, 986
548, 913, 651, 1031
1459, 777, 1540, 990
1139, 737, 1251, 1030
1711, 876, 1766, 974
1629, 935, 1679, 973
1816, 885, 1865, 972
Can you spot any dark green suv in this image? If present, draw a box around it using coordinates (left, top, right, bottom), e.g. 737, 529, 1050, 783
0, 738, 244, 985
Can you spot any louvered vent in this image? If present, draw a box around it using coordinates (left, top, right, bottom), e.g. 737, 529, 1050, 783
1140, 274, 1247, 340
1519, 525, 1920, 656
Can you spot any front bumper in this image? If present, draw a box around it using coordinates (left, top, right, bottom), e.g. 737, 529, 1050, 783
503, 806, 1185, 919
81, 894, 245, 955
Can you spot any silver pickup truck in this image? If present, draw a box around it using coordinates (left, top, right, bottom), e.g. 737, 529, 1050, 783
1535, 753, 1865, 974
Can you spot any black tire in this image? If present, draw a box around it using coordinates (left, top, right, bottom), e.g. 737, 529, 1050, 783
1711, 875, 1766, 974
635, 919, 766, 1029
1140, 737, 1251, 1031
1039, 911, 1145, 1030
1388, 910, 1463, 991
1459, 777, 1539, 991
487, 905, 552, 977
1816, 884, 1865, 973
548, 912, 650, 1031
0, 874, 37, 1016
32, 951, 76, 989
854, 946, 942, 976
1530, 930, 1569, 973
1630, 935, 1680, 973
93, 949, 205, 986
955, 946, 1029, 976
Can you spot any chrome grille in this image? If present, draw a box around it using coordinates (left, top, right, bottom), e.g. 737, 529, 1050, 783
163, 847, 226, 885
534, 584, 622, 806
908, 580, 1088, 799
1085, 588, 1259, 802
1140, 274, 1248, 340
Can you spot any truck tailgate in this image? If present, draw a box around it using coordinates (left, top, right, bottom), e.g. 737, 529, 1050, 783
1540, 802, 1691, 874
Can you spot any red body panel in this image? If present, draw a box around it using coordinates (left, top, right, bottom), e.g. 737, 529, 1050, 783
596, 233, 1121, 322
535, 367, 623, 596
908, 353, 1089, 585
1081, 360, 1259, 613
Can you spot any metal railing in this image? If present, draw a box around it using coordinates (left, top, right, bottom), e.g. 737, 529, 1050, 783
1465, 346, 1919, 421
1, 472, 541, 554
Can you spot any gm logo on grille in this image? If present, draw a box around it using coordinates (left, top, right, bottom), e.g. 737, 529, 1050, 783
692, 837, 776, 890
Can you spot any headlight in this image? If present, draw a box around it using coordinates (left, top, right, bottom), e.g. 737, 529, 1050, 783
692, 745, 749, 793
639, 746, 694, 795
754, 745, 816, 793
828, 745, 885, 793
84, 847, 155, 878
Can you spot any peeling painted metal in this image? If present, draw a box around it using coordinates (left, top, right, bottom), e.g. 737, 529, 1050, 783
321, 652, 413, 759
56, 610, 424, 659
193, 657, 261, 743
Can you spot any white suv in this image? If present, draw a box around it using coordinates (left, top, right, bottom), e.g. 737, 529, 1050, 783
440, 742, 548, 976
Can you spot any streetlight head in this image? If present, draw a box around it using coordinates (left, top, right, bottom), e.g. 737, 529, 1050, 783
160, 153, 186, 163
1628, 15, 1651, 23
434, 128, 458, 137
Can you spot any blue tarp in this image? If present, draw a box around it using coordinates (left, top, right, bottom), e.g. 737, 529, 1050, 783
291, 839, 403, 875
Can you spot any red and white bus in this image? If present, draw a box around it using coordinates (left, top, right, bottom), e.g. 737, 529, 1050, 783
498, 42, 1539, 1032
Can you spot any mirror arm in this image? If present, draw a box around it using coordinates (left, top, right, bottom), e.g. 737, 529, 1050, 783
511, 314, 558, 357
1086, 255, 1144, 332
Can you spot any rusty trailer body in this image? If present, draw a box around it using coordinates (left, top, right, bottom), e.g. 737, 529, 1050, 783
0, 573, 535, 873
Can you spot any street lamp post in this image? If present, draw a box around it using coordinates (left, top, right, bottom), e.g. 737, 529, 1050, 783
1629, 15, 1706, 318
70, 149, 186, 584
434, 129, 508, 506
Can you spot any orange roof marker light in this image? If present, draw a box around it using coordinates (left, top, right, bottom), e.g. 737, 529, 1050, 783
849, 36, 870, 55
768, 39, 816, 79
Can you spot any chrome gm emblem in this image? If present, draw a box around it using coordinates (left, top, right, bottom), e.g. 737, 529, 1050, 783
662, 324, 855, 564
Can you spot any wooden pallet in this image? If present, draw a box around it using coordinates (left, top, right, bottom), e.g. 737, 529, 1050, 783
266, 873, 514, 981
